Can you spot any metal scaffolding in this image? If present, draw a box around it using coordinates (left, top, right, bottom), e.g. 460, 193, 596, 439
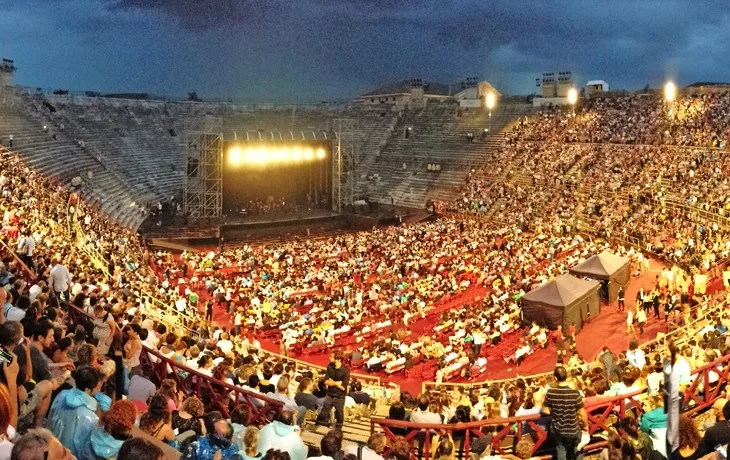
183, 117, 223, 221
332, 118, 357, 213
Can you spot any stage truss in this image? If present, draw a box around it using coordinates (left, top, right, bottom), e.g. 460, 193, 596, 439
183, 117, 223, 221
333, 118, 358, 213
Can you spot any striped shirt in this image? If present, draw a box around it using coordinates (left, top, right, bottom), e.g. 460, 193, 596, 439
544, 385, 583, 437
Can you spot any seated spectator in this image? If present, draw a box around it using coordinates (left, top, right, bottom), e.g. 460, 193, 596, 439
157, 379, 181, 412
698, 399, 730, 456
388, 402, 408, 436
670, 415, 702, 460
139, 394, 175, 445
267, 376, 298, 411
84, 400, 136, 459
309, 431, 342, 460
173, 396, 206, 437
117, 438, 165, 460
10, 428, 73, 460
47, 365, 101, 458
127, 364, 156, 408
258, 410, 307, 460
294, 377, 318, 412
181, 418, 241, 460
240, 426, 263, 460
230, 405, 251, 451
430, 435, 455, 460
348, 381, 370, 406
410, 395, 442, 424
639, 395, 668, 458
343, 433, 386, 460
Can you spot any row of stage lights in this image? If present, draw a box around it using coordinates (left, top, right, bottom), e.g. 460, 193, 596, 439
228, 146, 327, 165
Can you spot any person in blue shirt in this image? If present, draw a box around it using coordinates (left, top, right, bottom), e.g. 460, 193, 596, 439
47, 366, 102, 459
84, 399, 137, 460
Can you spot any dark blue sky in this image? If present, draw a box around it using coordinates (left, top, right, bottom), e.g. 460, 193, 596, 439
2, 0, 729, 102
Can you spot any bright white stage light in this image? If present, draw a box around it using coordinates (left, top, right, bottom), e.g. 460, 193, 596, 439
229, 146, 244, 165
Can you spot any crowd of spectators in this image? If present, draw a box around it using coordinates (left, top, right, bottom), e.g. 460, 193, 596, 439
0, 90, 729, 460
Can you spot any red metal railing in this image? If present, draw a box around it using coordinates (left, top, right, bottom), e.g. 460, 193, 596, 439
682, 353, 730, 416
139, 346, 283, 423
62, 301, 284, 424
372, 350, 730, 460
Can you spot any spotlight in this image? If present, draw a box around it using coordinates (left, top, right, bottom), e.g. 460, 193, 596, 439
244, 148, 255, 163
229, 146, 244, 165
292, 147, 303, 161
304, 148, 314, 160
316, 148, 326, 159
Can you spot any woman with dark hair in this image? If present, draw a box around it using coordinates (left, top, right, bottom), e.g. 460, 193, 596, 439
117, 438, 164, 460
139, 394, 175, 445
387, 402, 408, 436
173, 396, 206, 436
52, 337, 73, 366
668, 415, 702, 460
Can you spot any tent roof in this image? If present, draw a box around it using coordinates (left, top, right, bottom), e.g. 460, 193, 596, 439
570, 251, 630, 278
522, 274, 600, 307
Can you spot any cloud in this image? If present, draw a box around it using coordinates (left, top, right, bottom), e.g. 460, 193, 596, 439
3, 0, 730, 100
108, 0, 287, 31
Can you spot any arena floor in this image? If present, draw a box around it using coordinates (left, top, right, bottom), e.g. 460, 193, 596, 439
205, 257, 719, 395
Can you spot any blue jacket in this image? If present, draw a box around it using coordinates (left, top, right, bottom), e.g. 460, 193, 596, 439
47, 388, 99, 459
83, 428, 125, 460
182, 435, 242, 460
257, 422, 307, 460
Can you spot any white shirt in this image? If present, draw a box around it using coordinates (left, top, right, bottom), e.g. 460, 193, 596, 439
344, 445, 384, 460
49, 264, 72, 292
217, 339, 234, 355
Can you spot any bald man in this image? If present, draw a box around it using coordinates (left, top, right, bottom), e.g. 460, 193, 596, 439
699, 398, 730, 455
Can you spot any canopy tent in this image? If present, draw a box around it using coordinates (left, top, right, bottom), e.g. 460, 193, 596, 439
569, 251, 631, 303
521, 274, 601, 333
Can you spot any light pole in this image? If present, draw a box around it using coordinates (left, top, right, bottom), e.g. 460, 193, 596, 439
486, 92, 496, 135
567, 87, 578, 116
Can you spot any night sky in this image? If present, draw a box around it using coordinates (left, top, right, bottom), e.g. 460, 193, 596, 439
2, 0, 729, 102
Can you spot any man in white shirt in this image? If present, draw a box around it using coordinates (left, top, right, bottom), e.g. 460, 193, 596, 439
409, 395, 442, 424
48, 257, 72, 302
17, 231, 35, 269
217, 332, 234, 356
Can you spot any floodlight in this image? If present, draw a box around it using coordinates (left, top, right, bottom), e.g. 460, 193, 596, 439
229, 146, 244, 165
292, 147, 303, 161
316, 148, 326, 159
486, 92, 496, 110
664, 81, 676, 102
567, 88, 578, 105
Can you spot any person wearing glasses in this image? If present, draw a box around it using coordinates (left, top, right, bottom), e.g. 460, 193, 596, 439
10, 428, 75, 460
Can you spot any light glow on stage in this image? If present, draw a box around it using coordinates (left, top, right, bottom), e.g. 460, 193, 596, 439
227, 145, 327, 165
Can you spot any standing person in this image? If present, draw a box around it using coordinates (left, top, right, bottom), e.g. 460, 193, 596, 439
617, 286, 625, 311
553, 326, 566, 363
316, 351, 349, 429
626, 306, 635, 336
48, 257, 72, 302
567, 323, 577, 355
664, 341, 682, 455
205, 301, 213, 323
16, 230, 35, 270
541, 366, 588, 460
637, 306, 647, 336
